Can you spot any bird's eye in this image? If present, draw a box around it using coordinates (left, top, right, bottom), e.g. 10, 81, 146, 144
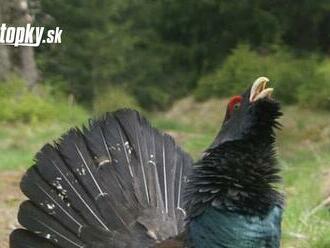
228, 95, 243, 115
233, 102, 241, 111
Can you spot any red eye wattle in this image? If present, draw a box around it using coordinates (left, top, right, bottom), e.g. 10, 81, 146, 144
228, 96, 243, 113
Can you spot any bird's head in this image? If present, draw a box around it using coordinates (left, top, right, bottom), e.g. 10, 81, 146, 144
209, 76, 282, 150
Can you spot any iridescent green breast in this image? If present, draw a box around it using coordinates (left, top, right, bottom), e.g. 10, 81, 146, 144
187, 206, 282, 248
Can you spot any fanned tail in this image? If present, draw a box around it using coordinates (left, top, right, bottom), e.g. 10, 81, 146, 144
10, 109, 192, 248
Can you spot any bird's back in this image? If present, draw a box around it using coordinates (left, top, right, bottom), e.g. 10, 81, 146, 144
188, 206, 282, 248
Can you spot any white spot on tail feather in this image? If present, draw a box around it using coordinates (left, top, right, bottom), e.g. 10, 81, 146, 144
147, 230, 158, 240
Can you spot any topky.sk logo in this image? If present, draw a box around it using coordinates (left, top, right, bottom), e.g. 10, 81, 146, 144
0, 23, 63, 47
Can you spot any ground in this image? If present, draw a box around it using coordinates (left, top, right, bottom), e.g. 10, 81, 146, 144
0, 171, 24, 247
1, 98, 330, 247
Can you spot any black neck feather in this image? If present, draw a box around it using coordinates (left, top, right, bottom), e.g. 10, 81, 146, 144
185, 101, 283, 218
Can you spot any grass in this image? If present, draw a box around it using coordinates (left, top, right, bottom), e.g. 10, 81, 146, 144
0, 121, 85, 170
0, 97, 330, 247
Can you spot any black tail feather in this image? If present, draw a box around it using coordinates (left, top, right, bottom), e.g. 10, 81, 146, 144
18, 201, 84, 248
36, 144, 109, 230
11, 109, 192, 247
20, 167, 85, 235
10, 229, 59, 248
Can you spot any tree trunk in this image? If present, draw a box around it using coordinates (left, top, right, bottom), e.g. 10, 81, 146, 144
19, 44, 38, 88
0, 0, 11, 81
0, 0, 39, 86
15, 0, 39, 89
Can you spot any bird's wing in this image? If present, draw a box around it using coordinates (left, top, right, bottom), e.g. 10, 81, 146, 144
10, 109, 192, 248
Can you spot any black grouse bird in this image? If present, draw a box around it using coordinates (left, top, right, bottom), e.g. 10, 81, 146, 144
10, 77, 283, 248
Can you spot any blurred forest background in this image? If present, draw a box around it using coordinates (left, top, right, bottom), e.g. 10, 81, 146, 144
1, 0, 330, 118
0, 0, 330, 247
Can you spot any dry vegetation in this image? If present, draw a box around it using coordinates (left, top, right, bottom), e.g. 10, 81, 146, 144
0, 171, 25, 247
